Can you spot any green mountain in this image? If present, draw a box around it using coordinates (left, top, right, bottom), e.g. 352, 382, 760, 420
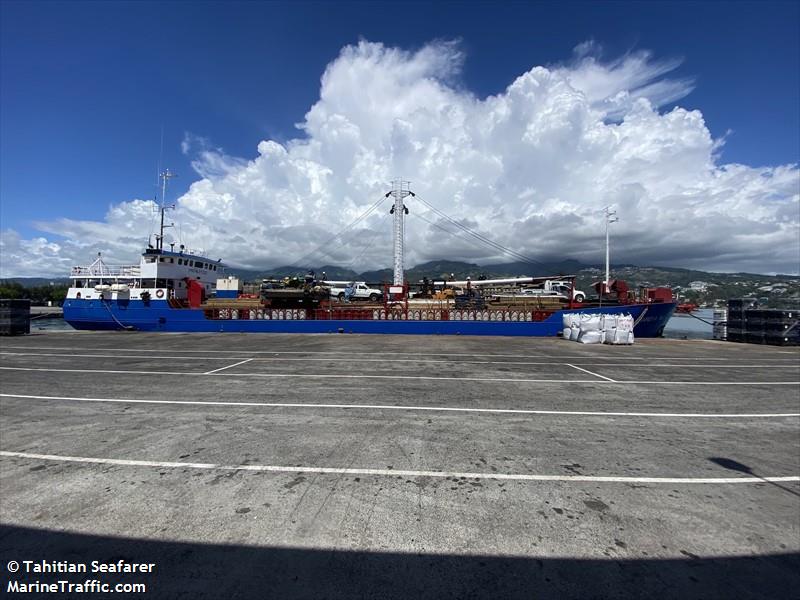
481, 259, 587, 278
2, 277, 71, 286
243, 265, 362, 281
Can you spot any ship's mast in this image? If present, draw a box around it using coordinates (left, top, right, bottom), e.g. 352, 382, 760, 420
156, 169, 176, 250
603, 206, 618, 290
388, 179, 412, 286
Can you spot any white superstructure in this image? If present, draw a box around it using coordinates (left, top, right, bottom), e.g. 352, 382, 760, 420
66, 249, 225, 302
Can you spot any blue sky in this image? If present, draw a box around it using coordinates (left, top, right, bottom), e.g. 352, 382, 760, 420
1, 1, 799, 275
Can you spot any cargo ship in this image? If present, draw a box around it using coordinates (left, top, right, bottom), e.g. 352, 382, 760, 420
63, 176, 677, 336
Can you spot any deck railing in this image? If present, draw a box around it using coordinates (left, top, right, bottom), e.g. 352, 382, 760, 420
70, 265, 141, 277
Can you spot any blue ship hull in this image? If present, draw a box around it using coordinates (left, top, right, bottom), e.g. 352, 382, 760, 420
63, 299, 676, 337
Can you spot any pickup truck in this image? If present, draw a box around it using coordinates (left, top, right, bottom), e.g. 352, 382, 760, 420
326, 282, 383, 302
519, 280, 586, 302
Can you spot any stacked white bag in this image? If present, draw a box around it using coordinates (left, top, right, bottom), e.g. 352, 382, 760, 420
561, 313, 634, 344
577, 314, 602, 344
561, 313, 582, 341
600, 313, 635, 344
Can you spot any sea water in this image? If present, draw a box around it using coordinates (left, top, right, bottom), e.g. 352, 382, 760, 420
663, 308, 714, 340
30, 317, 75, 332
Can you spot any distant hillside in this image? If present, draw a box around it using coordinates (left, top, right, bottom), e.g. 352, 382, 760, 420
572, 265, 799, 306
243, 265, 362, 281
481, 259, 587, 278
2, 277, 71, 286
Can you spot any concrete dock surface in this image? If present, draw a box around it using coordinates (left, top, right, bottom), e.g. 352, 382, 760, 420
1, 331, 798, 598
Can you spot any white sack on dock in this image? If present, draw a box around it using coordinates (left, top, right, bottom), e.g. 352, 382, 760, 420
600, 314, 617, 330
580, 315, 601, 332
617, 314, 634, 332
578, 330, 603, 344
561, 312, 635, 344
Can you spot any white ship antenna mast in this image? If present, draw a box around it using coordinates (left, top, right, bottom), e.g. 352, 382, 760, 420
155, 169, 177, 250
387, 179, 412, 286
603, 206, 618, 291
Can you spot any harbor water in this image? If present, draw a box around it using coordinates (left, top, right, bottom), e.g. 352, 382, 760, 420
663, 308, 714, 340
29, 316, 74, 332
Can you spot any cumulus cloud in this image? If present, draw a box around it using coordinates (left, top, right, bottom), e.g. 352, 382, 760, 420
559, 41, 696, 119
2, 40, 798, 277
1, 199, 162, 277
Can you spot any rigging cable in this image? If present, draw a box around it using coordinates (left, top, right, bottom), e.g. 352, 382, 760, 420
288, 193, 390, 271
343, 211, 392, 269
411, 194, 548, 268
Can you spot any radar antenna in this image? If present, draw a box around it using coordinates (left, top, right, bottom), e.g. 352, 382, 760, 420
155, 169, 177, 250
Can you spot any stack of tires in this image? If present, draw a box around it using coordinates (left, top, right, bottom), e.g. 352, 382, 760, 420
727, 299, 799, 346
726, 299, 757, 343
0, 299, 30, 336
763, 310, 798, 345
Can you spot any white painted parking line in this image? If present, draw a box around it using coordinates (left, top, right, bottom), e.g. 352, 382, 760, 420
566, 364, 617, 382
2, 451, 798, 485
203, 358, 253, 375
2, 345, 798, 361
2, 351, 798, 369
2, 365, 799, 385
598, 364, 800, 369
3, 393, 798, 419
0, 351, 238, 361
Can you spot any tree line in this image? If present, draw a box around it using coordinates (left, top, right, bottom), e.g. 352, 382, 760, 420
0, 280, 69, 304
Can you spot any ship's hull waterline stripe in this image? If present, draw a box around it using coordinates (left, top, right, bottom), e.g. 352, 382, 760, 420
2, 351, 799, 369
2, 451, 797, 485
3, 393, 798, 419
1, 365, 799, 385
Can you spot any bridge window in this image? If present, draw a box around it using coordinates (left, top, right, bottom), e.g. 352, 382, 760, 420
194, 261, 203, 268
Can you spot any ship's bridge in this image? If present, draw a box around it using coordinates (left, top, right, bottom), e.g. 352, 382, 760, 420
139, 248, 224, 289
